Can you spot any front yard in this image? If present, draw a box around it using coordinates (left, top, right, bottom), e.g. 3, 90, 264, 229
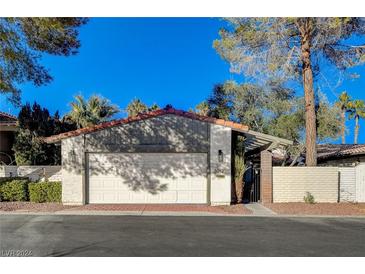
264, 202, 365, 216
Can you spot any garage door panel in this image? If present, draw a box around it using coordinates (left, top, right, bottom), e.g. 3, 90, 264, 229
88, 153, 207, 204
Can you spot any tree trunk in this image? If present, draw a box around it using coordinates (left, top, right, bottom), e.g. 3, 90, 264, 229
341, 109, 346, 144
354, 115, 359, 144
299, 19, 317, 166
235, 179, 243, 203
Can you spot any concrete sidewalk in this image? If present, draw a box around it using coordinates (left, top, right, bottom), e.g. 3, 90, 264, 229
244, 203, 277, 216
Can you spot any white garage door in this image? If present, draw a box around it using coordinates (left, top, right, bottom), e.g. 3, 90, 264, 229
87, 153, 208, 204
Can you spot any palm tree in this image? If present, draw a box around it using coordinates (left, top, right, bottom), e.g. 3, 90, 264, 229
347, 99, 365, 144
195, 101, 210, 116
126, 98, 148, 117
148, 103, 160, 112
67, 95, 119, 128
335, 91, 351, 144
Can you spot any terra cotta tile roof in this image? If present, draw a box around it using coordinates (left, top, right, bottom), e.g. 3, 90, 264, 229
0, 111, 17, 121
0, 111, 17, 126
43, 107, 249, 143
317, 144, 365, 160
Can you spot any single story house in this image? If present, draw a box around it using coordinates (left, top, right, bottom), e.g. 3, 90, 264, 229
44, 106, 292, 206
0, 111, 17, 165
317, 144, 365, 166
272, 144, 365, 167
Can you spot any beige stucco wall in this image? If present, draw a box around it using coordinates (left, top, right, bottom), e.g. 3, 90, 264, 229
273, 167, 339, 203
85, 114, 209, 153
209, 124, 232, 206
61, 115, 233, 205
61, 135, 85, 205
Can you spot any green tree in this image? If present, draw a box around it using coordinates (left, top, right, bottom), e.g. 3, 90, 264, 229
126, 98, 148, 117
0, 18, 87, 105
347, 99, 365, 144
335, 91, 351, 144
316, 93, 342, 142
207, 84, 232, 120
13, 102, 70, 165
13, 129, 49, 165
67, 95, 119, 128
214, 18, 365, 166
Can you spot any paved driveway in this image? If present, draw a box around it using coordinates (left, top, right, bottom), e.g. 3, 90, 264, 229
0, 215, 365, 256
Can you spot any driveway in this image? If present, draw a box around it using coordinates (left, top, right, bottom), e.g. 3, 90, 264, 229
0, 215, 365, 256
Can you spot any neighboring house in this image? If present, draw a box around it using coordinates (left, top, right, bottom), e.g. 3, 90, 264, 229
44, 107, 292, 206
0, 111, 17, 165
317, 144, 365, 167
272, 144, 365, 167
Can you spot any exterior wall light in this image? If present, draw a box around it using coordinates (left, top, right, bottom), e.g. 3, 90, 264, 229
218, 150, 224, 163
70, 149, 77, 162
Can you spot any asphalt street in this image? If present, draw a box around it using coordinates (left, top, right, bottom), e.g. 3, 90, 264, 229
0, 215, 364, 256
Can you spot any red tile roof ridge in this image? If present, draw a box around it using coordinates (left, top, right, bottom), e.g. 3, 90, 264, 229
43, 107, 249, 143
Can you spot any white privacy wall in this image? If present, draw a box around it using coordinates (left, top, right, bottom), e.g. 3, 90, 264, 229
273, 167, 339, 203
339, 167, 356, 202
0, 166, 61, 181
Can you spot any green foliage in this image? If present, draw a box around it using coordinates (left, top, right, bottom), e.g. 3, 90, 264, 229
28, 181, 62, 203
205, 81, 341, 145
304, 192, 315, 204
335, 91, 351, 144
67, 95, 120, 128
13, 102, 72, 165
347, 99, 365, 144
207, 84, 232, 120
148, 103, 160, 111
126, 98, 148, 117
13, 129, 47, 165
335, 91, 351, 111
316, 94, 342, 141
0, 18, 87, 105
126, 99, 161, 117
214, 18, 365, 165
0, 179, 29, 202
347, 99, 365, 120
214, 18, 365, 83
194, 101, 210, 116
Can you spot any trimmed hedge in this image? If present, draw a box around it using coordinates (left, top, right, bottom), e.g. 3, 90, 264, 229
0, 179, 29, 202
28, 181, 62, 203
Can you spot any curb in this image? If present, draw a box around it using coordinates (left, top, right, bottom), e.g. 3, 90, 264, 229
1, 210, 365, 218
0, 210, 247, 217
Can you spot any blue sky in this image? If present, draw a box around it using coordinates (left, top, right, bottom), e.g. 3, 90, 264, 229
0, 18, 364, 144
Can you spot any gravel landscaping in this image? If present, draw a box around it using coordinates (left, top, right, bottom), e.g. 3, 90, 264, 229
0, 202, 252, 215
0, 202, 77, 212
264, 202, 365, 216
66, 204, 252, 215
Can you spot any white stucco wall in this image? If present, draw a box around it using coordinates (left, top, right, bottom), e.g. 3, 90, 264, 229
209, 124, 232, 206
339, 167, 356, 202
0, 165, 61, 181
273, 167, 339, 203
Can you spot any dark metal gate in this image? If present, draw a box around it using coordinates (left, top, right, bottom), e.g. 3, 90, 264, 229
249, 168, 261, 203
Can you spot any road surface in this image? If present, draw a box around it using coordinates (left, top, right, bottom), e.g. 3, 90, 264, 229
0, 215, 364, 256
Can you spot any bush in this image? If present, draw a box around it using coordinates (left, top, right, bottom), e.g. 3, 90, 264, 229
29, 181, 62, 203
304, 192, 315, 204
0, 179, 29, 201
